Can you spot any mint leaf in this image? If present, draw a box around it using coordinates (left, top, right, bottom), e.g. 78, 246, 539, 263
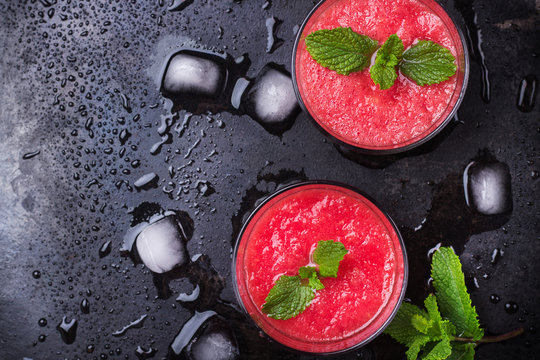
412, 314, 432, 334
370, 34, 404, 90
400, 40, 457, 86
305, 27, 378, 75
299, 266, 324, 290
298, 266, 316, 279
385, 302, 430, 348
262, 275, 315, 320
420, 337, 452, 360
308, 271, 325, 290
313, 240, 348, 277
406, 336, 432, 360
424, 294, 455, 339
432, 247, 484, 341
369, 65, 398, 90
447, 343, 475, 360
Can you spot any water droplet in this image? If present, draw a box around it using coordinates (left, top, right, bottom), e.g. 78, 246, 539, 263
32, 270, 41, 279
134, 173, 159, 191
176, 284, 200, 302
491, 248, 503, 264
454, 0, 490, 103
150, 134, 171, 155
517, 74, 537, 113
168, 0, 193, 12
23, 150, 41, 160
57, 316, 78, 344
80, 298, 90, 314
174, 113, 192, 137
195, 181, 215, 197
265, 17, 283, 54
119, 93, 132, 113
135, 346, 158, 359
504, 301, 518, 314
119, 129, 132, 145
112, 314, 148, 337
426, 242, 442, 261
184, 138, 201, 159
99, 240, 112, 258
38, 318, 48, 327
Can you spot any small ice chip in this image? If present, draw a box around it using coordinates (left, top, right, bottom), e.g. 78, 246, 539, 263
463, 161, 512, 215
135, 215, 188, 273
162, 51, 226, 98
134, 172, 159, 190
230, 77, 250, 110
242, 63, 299, 134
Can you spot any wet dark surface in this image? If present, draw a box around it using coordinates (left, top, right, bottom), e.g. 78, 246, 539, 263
0, 0, 539, 359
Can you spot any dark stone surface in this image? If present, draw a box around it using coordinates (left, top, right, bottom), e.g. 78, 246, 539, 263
0, 0, 538, 359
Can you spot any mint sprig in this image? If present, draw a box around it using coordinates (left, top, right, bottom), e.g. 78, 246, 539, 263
305, 27, 378, 75
385, 247, 523, 360
305, 27, 457, 89
370, 34, 404, 90
262, 240, 348, 320
401, 41, 457, 86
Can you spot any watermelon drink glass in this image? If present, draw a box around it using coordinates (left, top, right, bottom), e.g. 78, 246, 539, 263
233, 182, 408, 354
293, 0, 469, 154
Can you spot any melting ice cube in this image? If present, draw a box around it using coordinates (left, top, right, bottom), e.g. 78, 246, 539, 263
241, 63, 299, 134
185, 316, 239, 360
189, 331, 238, 360
135, 215, 189, 273
170, 311, 217, 356
162, 51, 226, 98
463, 161, 512, 215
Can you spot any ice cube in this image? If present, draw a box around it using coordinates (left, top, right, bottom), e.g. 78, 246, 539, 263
135, 215, 189, 273
463, 161, 512, 215
241, 63, 299, 134
185, 316, 239, 360
162, 51, 226, 98
170, 311, 217, 356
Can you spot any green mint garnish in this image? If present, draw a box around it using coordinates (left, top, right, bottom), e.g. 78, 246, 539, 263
370, 34, 404, 90
305, 28, 457, 89
262, 240, 348, 320
299, 266, 324, 290
305, 27, 378, 75
400, 40, 457, 86
298, 265, 317, 279
261, 275, 315, 320
313, 240, 348, 277
431, 247, 484, 341
385, 247, 523, 360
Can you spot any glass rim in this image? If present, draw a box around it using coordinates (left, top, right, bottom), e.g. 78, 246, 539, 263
291, 0, 470, 155
231, 180, 409, 355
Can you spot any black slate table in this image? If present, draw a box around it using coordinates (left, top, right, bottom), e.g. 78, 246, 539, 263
0, 0, 538, 359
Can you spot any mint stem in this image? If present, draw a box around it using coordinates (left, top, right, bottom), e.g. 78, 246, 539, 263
453, 328, 524, 344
